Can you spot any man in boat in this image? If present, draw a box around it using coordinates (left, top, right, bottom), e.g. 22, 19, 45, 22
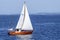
14, 29, 20, 33
15, 29, 27, 32
16, 29, 19, 31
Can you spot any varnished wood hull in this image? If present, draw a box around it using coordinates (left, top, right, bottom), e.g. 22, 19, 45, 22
8, 31, 33, 35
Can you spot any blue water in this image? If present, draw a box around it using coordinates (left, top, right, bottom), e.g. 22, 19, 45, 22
0, 15, 60, 40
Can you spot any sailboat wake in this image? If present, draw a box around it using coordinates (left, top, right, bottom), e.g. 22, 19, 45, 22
0, 28, 13, 31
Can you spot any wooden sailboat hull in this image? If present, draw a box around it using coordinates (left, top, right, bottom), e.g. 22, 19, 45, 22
8, 30, 33, 35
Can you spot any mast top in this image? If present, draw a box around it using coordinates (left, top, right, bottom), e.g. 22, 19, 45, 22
24, 1, 26, 4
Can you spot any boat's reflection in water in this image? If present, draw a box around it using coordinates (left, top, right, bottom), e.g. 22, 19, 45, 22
16, 34, 33, 40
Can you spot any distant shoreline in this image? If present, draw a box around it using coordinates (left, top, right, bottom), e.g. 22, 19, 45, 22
0, 12, 60, 15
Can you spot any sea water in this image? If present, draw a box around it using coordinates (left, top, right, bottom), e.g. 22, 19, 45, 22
0, 15, 60, 40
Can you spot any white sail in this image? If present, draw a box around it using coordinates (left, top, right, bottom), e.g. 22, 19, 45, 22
16, 4, 24, 29
16, 2, 33, 31
21, 3, 33, 30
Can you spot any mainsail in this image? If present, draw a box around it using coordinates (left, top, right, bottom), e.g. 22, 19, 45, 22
16, 2, 33, 31
16, 3, 24, 29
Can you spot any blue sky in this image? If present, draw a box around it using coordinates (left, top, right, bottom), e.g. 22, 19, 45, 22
0, 0, 60, 15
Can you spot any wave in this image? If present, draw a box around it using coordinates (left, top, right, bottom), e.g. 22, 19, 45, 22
34, 22, 60, 26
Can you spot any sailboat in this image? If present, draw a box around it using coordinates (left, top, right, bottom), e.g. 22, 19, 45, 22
8, 2, 33, 35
